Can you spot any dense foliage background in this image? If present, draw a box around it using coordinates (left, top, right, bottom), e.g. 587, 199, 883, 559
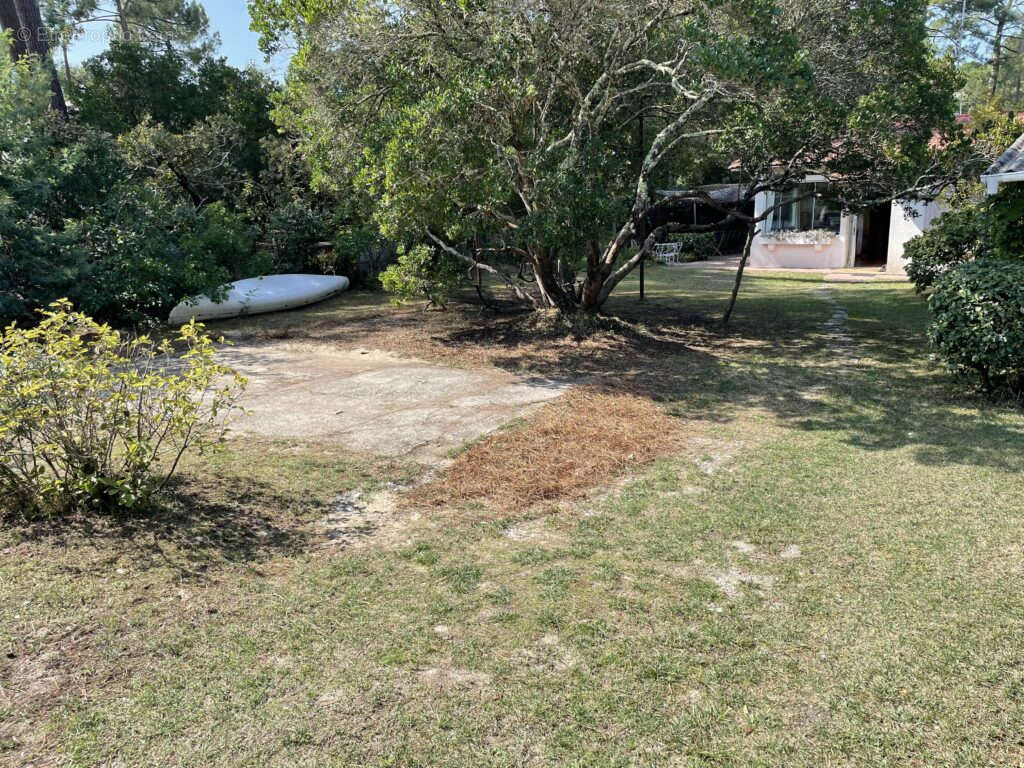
253, 0, 960, 312
0, 20, 374, 326
2, 0, 1024, 327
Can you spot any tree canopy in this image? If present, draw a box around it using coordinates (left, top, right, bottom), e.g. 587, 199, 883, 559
64, 0, 213, 55
0, 32, 365, 325
256, 0, 958, 312
0, 0, 998, 324
930, 0, 1024, 108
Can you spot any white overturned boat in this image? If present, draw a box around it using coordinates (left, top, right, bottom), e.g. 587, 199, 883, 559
168, 274, 350, 325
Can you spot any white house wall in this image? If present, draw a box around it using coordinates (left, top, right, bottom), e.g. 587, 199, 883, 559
749, 190, 855, 269
885, 199, 945, 275
747, 190, 944, 272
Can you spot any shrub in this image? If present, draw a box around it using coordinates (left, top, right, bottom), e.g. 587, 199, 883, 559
904, 206, 988, 292
261, 200, 334, 273
668, 232, 718, 262
181, 202, 265, 282
928, 260, 1024, 398
988, 184, 1024, 260
379, 244, 463, 308
70, 193, 203, 325
332, 226, 393, 287
0, 301, 246, 516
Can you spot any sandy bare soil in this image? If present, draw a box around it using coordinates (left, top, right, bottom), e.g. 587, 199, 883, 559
219, 342, 572, 459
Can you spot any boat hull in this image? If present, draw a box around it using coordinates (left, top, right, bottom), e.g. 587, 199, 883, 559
168, 274, 350, 325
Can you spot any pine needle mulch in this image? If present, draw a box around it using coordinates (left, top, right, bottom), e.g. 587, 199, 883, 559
408, 390, 680, 513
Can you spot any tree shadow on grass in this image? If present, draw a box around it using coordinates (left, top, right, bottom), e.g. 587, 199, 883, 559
779, 381, 1024, 472
7, 473, 317, 579
439, 306, 727, 398
428, 281, 1024, 475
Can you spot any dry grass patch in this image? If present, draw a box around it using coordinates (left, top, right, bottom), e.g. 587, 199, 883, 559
409, 390, 679, 511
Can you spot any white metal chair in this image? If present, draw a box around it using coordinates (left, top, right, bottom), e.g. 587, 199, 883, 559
652, 242, 685, 265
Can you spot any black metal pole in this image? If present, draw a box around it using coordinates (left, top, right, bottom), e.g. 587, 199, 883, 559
639, 257, 645, 301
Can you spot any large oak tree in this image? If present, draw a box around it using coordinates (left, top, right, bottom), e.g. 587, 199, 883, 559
257, 0, 958, 312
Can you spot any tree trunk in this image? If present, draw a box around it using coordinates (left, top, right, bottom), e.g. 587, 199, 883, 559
10, 0, 67, 118
722, 222, 757, 326
0, 0, 28, 61
977, 364, 994, 395
991, 12, 1007, 98
114, 0, 131, 41
579, 240, 607, 312
531, 248, 576, 310
61, 39, 71, 83
167, 162, 204, 208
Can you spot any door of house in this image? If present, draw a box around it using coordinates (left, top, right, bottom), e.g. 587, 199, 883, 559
855, 203, 892, 267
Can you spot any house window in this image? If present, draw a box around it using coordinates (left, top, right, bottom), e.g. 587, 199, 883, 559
768, 183, 841, 234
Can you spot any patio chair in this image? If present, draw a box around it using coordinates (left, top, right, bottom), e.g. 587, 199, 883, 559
652, 242, 685, 265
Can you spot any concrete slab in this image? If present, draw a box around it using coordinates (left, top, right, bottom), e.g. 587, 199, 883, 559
217, 342, 571, 459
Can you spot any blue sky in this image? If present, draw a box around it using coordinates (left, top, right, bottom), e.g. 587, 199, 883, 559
67, 0, 289, 76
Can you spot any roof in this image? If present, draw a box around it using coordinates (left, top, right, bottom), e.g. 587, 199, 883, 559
984, 133, 1024, 177
654, 184, 747, 204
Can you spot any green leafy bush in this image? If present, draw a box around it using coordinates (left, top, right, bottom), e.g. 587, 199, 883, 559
0, 302, 246, 517
379, 244, 463, 308
330, 226, 391, 286
261, 200, 331, 272
181, 202, 266, 282
904, 206, 988, 292
988, 184, 1024, 260
668, 232, 718, 262
928, 260, 1024, 397
1, 42, 365, 328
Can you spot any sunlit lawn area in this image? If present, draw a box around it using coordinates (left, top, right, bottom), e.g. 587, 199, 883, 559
4, 265, 1024, 766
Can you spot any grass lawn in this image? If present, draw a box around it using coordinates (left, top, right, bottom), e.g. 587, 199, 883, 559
4, 265, 1024, 766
